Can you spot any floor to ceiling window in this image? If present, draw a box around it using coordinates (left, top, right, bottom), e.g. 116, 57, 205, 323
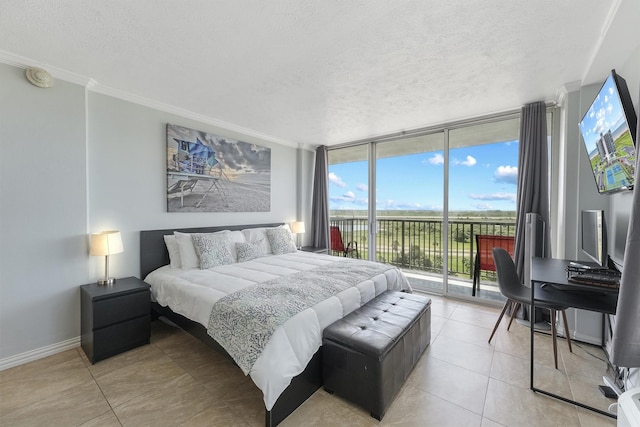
327, 144, 369, 259
375, 132, 446, 293
327, 110, 553, 302
447, 118, 520, 300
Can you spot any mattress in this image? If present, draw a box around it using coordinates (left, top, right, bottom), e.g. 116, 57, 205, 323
145, 250, 412, 410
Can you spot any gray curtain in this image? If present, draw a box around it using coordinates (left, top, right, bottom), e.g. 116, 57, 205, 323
514, 101, 551, 278
311, 145, 330, 249
611, 95, 640, 367
513, 101, 550, 322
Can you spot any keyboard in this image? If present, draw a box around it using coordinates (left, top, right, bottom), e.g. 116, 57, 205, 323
567, 271, 620, 292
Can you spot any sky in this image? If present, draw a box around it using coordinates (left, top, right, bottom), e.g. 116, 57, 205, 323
329, 140, 519, 212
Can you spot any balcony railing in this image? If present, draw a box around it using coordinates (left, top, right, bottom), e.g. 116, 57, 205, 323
330, 217, 515, 282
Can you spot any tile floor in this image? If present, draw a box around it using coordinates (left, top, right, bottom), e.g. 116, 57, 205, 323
0, 294, 618, 426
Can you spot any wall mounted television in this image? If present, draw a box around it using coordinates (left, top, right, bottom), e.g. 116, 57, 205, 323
578, 69, 637, 194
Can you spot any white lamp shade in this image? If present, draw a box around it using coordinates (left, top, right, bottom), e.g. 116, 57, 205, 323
291, 221, 305, 234
90, 231, 124, 256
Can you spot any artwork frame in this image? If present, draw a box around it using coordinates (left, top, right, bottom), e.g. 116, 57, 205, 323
166, 124, 271, 212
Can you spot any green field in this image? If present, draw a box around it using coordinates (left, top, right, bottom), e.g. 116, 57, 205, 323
330, 210, 516, 278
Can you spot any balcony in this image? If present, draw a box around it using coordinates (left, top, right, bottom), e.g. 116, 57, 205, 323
330, 216, 514, 302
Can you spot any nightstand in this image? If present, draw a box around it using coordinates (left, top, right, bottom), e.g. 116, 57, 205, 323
300, 246, 329, 254
80, 276, 151, 364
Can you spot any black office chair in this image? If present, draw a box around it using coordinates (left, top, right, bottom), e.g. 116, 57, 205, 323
488, 248, 572, 369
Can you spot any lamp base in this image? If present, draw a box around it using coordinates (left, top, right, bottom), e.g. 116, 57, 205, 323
97, 277, 116, 286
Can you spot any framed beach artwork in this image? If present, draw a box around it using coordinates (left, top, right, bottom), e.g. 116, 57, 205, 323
166, 124, 271, 212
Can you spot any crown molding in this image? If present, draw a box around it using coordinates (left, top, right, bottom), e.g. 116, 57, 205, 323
0, 49, 91, 86
0, 49, 302, 149
88, 83, 300, 148
555, 81, 582, 107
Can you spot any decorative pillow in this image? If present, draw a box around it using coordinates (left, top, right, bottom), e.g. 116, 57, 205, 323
242, 227, 272, 254
265, 228, 297, 255
235, 240, 265, 262
163, 234, 182, 268
191, 233, 233, 269
226, 230, 246, 263
174, 231, 199, 269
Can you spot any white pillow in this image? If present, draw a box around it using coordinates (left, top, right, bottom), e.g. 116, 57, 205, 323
242, 227, 272, 254
266, 228, 297, 255
174, 231, 199, 269
191, 233, 234, 269
163, 234, 182, 268
241, 225, 291, 255
226, 230, 246, 263
279, 223, 292, 233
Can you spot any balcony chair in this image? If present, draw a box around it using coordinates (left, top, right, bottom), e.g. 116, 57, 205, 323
472, 234, 515, 296
488, 248, 572, 369
330, 226, 359, 258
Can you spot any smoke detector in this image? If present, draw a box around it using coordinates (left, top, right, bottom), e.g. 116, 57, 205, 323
25, 67, 54, 88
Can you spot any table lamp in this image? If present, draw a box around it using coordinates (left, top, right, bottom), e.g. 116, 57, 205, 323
90, 230, 124, 285
291, 221, 305, 249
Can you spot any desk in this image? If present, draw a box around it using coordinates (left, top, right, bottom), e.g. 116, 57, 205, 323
530, 257, 618, 418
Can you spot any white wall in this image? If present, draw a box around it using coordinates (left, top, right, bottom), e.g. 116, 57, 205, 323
86, 92, 300, 280
561, 49, 640, 267
556, 21, 640, 347
0, 63, 88, 359
296, 148, 316, 247
0, 63, 308, 366
608, 42, 640, 266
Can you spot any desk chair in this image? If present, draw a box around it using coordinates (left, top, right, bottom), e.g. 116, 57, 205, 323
488, 248, 572, 369
330, 226, 359, 258
472, 235, 515, 296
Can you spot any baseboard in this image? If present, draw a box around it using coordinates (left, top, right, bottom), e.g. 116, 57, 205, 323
556, 324, 601, 346
0, 336, 81, 371
570, 331, 601, 346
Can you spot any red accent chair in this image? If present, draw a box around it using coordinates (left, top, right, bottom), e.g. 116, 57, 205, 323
330, 226, 359, 258
472, 235, 515, 296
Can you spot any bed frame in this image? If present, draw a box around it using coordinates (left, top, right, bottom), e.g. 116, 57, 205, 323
139, 223, 322, 427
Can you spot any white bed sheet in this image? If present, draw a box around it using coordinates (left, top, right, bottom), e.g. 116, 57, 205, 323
145, 251, 411, 410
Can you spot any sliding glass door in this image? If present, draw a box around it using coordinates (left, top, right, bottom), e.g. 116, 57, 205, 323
327, 145, 369, 259
327, 110, 554, 301
375, 133, 445, 293
447, 118, 520, 300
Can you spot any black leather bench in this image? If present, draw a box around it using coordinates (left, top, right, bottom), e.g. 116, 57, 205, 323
322, 291, 431, 420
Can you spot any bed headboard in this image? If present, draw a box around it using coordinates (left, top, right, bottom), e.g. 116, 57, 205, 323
139, 223, 283, 280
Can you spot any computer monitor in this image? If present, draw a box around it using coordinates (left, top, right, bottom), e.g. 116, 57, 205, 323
581, 209, 608, 267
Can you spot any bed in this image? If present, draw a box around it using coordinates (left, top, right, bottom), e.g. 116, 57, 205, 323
140, 223, 412, 426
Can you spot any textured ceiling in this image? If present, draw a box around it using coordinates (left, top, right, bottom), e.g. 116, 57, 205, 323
0, 1, 636, 146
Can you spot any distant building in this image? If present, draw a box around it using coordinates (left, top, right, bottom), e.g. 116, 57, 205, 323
596, 130, 616, 161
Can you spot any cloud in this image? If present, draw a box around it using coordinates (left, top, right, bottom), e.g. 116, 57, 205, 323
396, 202, 423, 209
377, 199, 396, 208
453, 155, 477, 167
469, 192, 517, 202
200, 135, 271, 173
330, 195, 367, 206
427, 153, 444, 165
375, 200, 435, 210
357, 183, 368, 192
473, 202, 494, 210
328, 172, 346, 187
494, 165, 518, 185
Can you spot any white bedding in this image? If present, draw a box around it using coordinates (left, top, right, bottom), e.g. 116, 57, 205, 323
145, 250, 411, 410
